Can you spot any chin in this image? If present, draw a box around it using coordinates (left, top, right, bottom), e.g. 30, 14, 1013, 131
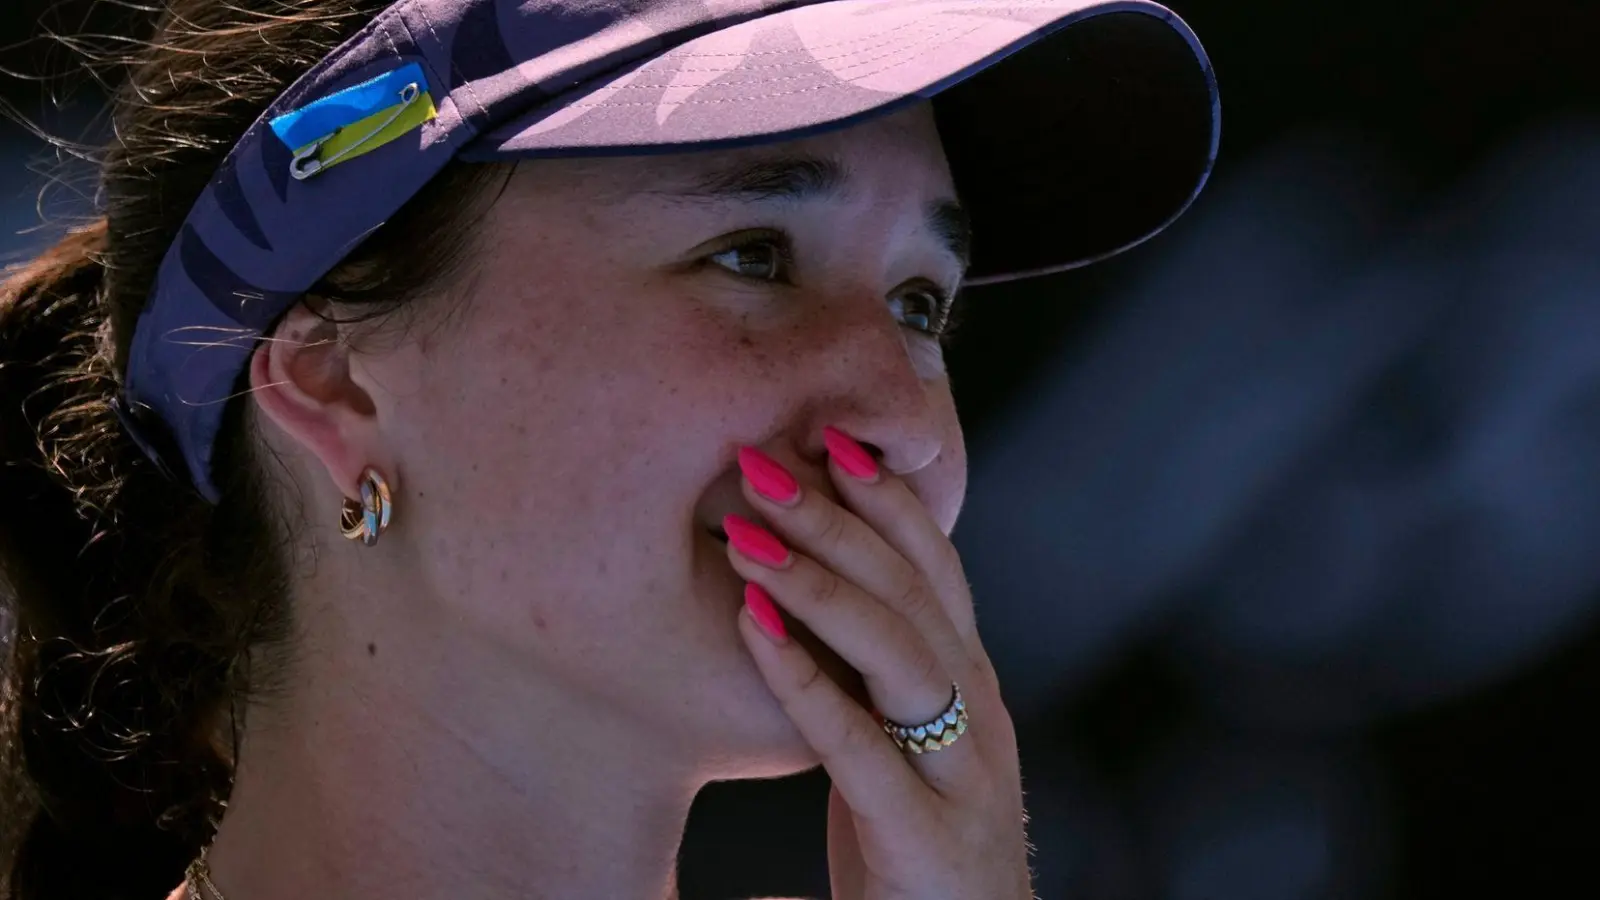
725, 743, 825, 781
694, 627, 871, 781
686, 531, 872, 777
689, 691, 821, 780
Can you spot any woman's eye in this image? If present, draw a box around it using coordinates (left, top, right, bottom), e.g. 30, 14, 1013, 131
707, 239, 792, 282
889, 288, 951, 335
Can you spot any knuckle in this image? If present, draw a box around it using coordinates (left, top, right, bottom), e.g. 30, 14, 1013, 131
793, 658, 831, 699
806, 568, 847, 608
812, 501, 851, 547
837, 708, 881, 751
892, 575, 933, 619
908, 641, 945, 689
808, 702, 873, 759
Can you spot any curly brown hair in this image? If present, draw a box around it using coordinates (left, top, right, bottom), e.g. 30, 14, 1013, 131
0, 3, 506, 896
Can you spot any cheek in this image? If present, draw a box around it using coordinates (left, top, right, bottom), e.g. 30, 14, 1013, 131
391, 280, 777, 569
384, 314, 639, 597
440, 318, 675, 510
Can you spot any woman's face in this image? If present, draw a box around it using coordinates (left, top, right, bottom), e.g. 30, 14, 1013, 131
285, 102, 969, 770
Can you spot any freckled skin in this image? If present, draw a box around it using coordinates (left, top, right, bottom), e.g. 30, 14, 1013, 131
272, 104, 968, 771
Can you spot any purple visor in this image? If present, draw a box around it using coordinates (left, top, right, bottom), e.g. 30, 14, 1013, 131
116, 0, 1220, 501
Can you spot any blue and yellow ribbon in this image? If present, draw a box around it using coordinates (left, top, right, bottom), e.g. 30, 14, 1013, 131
269, 62, 438, 179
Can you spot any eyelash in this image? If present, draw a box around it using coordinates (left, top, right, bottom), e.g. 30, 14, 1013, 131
703, 231, 965, 345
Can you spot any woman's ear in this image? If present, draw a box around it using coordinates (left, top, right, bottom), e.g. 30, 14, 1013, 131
248, 299, 386, 501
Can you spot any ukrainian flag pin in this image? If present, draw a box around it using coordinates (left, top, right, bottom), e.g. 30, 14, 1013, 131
269, 61, 439, 181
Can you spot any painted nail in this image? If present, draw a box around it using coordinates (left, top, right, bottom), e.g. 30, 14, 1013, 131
723, 514, 792, 568
823, 426, 880, 482
744, 583, 789, 643
737, 446, 801, 504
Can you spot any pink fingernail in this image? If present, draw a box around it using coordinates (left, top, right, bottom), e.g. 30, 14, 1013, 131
744, 583, 788, 643
823, 426, 880, 482
723, 514, 791, 568
738, 446, 801, 504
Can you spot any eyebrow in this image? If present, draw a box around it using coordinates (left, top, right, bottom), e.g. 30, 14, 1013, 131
662, 154, 973, 271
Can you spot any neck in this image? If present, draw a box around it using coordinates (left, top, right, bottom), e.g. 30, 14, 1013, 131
199, 593, 697, 900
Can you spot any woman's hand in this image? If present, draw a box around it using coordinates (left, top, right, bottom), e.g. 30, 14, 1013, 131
725, 429, 1034, 900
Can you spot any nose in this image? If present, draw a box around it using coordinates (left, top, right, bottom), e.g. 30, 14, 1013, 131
790, 297, 946, 477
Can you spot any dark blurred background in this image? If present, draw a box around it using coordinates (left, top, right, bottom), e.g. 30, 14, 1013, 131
4, 1, 1598, 898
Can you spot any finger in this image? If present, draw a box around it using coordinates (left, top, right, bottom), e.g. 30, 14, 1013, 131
726, 531, 972, 791
736, 450, 973, 674
724, 523, 953, 725
821, 426, 980, 643
735, 596, 939, 817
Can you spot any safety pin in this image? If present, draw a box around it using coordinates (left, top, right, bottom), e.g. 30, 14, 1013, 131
290, 82, 422, 181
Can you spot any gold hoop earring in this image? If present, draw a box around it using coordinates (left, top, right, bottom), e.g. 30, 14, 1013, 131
339, 466, 393, 547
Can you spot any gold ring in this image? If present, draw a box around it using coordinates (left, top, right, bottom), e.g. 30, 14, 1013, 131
880, 683, 968, 755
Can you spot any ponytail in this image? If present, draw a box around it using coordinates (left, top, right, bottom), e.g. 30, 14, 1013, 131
1, 222, 234, 898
